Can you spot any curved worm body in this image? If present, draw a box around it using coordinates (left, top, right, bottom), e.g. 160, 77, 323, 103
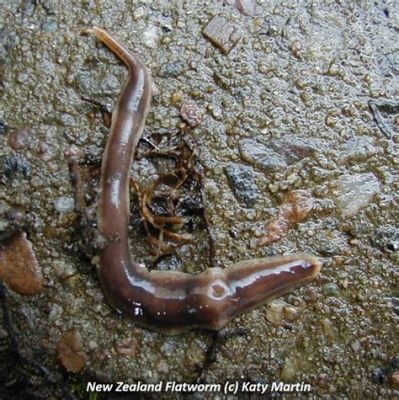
93, 27, 321, 334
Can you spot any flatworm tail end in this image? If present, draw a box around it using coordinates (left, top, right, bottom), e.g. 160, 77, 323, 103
92, 26, 136, 68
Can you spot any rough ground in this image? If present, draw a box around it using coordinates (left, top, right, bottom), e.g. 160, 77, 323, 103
0, 0, 398, 399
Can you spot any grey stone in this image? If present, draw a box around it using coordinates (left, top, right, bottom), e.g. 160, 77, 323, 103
224, 163, 259, 207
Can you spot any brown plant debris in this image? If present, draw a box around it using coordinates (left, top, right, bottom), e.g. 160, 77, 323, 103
0, 231, 43, 295
57, 331, 87, 373
258, 189, 314, 246
134, 142, 200, 250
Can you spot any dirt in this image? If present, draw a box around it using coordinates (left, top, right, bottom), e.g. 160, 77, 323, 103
0, 0, 398, 399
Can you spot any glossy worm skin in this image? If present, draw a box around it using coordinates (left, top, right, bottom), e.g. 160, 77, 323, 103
93, 27, 321, 334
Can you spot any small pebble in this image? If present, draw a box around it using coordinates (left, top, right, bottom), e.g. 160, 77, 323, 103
203, 15, 241, 54
133, 6, 147, 20
322, 318, 337, 340
265, 299, 294, 325
391, 371, 399, 387
54, 196, 75, 213
142, 25, 159, 48
289, 40, 302, 58
323, 283, 339, 297
41, 20, 58, 32
0, 120, 8, 136
157, 359, 169, 374
303, 287, 318, 302
48, 303, 64, 321
282, 305, 299, 321
8, 127, 35, 150
180, 99, 204, 128
224, 163, 259, 207
224, 0, 261, 16
351, 340, 361, 352
331, 173, 380, 217
115, 339, 139, 357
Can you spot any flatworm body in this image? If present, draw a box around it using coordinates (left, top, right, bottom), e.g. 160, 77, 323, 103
93, 27, 321, 334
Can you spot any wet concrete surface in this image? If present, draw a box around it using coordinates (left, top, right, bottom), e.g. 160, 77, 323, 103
0, 0, 398, 398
